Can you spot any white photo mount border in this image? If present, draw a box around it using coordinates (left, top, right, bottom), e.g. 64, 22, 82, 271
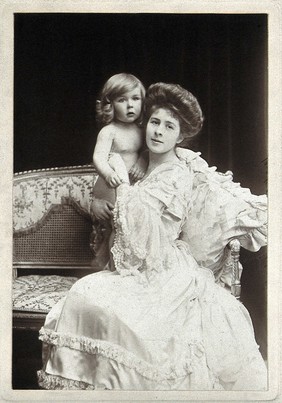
0, 0, 281, 401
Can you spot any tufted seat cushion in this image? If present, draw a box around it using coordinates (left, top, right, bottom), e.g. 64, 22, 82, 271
13, 275, 78, 313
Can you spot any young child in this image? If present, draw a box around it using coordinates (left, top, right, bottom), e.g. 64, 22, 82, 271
91, 73, 147, 268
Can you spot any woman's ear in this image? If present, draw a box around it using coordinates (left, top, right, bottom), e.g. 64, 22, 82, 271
176, 133, 185, 144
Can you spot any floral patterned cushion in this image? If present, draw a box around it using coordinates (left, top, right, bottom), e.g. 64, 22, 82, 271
13, 275, 78, 313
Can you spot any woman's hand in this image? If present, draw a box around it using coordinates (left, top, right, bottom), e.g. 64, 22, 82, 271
129, 157, 147, 182
90, 198, 115, 220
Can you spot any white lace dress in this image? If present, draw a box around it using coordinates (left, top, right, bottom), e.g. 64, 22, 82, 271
38, 150, 267, 390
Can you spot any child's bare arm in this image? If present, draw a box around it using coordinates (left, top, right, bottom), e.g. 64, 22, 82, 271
93, 127, 122, 187
108, 153, 130, 184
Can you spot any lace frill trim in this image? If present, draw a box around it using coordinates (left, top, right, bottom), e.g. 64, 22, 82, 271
39, 327, 204, 383
111, 191, 160, 283
37, 369, 96, 390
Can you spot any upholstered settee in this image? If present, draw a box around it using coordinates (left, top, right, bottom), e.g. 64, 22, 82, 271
13, 165, 103, 331
13, 164, 244, 332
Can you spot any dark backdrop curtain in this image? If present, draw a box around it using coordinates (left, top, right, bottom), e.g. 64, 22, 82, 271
14, 13, 267, 194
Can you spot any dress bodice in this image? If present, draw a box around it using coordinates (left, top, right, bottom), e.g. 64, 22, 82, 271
111, 160, 194, 281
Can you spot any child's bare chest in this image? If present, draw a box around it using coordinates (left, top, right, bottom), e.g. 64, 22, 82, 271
111, 130, 143, 154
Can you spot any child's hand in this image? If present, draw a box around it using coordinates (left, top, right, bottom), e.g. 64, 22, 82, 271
108, 154, 130, 184
129, 159, 147, 181
105, 171, 122, 188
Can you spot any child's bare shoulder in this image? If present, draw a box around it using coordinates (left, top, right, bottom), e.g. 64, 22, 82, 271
97, 124, 116, 141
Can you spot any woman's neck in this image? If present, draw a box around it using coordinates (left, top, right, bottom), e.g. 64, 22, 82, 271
147, 150, 178, 172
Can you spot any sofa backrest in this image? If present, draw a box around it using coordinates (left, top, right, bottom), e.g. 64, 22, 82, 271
13, 165, 100, 275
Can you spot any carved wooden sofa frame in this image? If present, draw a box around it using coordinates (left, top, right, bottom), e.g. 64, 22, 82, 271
13, 164, 242, 332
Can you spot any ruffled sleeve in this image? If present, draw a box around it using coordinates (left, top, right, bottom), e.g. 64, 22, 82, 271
111, 163, 191, 281
140, 164, 192, 221
176, 147, 267, 282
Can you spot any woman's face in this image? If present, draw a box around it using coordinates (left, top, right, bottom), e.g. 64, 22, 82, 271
146, 108, 183, 155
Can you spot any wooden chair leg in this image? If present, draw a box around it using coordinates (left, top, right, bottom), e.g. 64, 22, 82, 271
228, 239, 241, 300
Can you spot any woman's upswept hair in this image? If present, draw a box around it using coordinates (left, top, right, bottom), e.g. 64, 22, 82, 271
145, 82, 204, 144
96, 73, 146, 126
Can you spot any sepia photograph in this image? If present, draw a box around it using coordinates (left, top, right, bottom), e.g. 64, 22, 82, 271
0, 0, 281, 401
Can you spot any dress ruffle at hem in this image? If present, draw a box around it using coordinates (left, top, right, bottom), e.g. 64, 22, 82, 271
38, 327, 210, 385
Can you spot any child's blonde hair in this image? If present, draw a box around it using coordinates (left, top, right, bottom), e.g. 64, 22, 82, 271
96, 73, 146, 126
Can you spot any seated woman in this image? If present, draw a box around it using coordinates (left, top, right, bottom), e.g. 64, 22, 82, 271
37, 82, 267, 391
